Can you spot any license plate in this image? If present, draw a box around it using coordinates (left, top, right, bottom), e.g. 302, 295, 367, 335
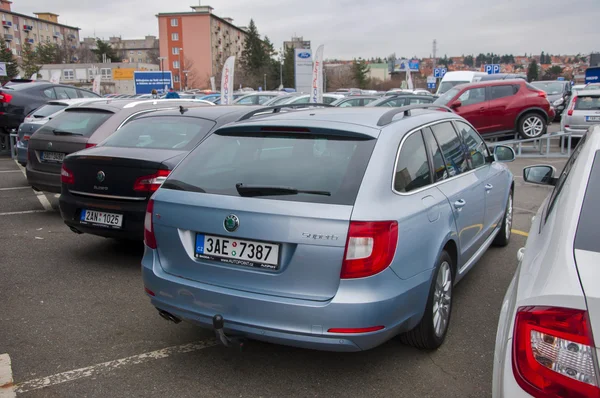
80, 209, 123, 228
195, 234, 280, 270
41, 151, 65, 162
586, 116, 600, 122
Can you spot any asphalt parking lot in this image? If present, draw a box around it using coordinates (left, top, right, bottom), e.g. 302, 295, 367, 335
0, 153, 566, 398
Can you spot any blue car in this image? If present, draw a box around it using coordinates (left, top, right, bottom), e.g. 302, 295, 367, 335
142, 105, 516, 351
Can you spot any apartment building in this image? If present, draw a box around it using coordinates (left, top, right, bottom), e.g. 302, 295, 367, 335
0, 0, 80, 58
108, 35, 159, 64
283, 36, 311, 51
157, 4, 248, 90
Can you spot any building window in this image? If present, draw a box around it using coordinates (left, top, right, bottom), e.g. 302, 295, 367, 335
137, 51, 141, 55
14, 38, 19, 45
172, 47, 179, 55
129, 51, 133, 55
174, 75, 180, 82
171, 33, 179, 41
63, 69, 74, 80
171, 18, 178, 27
138, 58, 142, 62
173, 60, 180, 69
101, 68, 111, 79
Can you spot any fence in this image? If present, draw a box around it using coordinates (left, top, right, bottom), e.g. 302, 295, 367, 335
486, 131, 576, 158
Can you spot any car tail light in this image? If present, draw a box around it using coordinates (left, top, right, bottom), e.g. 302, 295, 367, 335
536, 91, 548, 98
23, 135, 30, 141
133, 170, 170, 192
341, 221, 398, 279
512, 306, 600, 398
85, 143, 96, 149
0, 92, 13, 103
568, 97, 578, 116
60, 164, 74, 184
144, 199, 157, 249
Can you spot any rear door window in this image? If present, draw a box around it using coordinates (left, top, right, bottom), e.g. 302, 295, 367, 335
43, 88, 57, 99
102, 116, 215, 150
164, 132, 376, 205
458, 88, 486, 106
490, 85, 515, 100
36, 110, 113, 137
431, 122, 469, 176
454, 121, 489, 168
575, 96, 600, 110
339, 99, 361, 107
78, 89, 99, 98
423, 127, 448, 182
393, 131, 431, 193
54, 86, 78, 99
409, 97, 433, 105
382, 98, 407, 107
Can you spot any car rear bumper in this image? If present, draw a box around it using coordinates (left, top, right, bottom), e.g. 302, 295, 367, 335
142, 247, 432, 352
16, 140, 27, 165
492, 338, 531, 397
26, 166, 61, 193
59, 189, 147, 240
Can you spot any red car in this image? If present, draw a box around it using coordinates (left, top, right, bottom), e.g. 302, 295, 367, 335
434, 79, 555, 139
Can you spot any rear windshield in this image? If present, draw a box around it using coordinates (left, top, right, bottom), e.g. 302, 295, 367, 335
30, 104, 66, 118
37, 109, 113, 137
163, 132, 376, 205
575, 96, 600, 110
102, 116, 215, 150
530, 82, 565, 95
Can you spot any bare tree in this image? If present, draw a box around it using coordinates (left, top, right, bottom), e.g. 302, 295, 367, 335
182, 57, 203, 89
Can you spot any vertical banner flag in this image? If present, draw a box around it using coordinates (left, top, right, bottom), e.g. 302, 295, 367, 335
92, 74, 102, 95
210, 76, 216, 92
403, 61, 414, 90
220, 56, 235, 105
310, 45, 324, 103
50, 70, 61, 84
30, 72, 37, 80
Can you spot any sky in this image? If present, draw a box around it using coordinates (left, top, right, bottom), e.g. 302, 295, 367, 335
16, 0, 600, 60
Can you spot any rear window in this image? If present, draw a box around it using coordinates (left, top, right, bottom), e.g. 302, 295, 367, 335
30, 104, 66, 118
575, 96, 600, 110
102, 116, 215, 150
530, 82, 565, 95
163, 132, 376, 205
37, 109, 113, 137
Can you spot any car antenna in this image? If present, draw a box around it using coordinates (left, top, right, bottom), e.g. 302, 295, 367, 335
179, 105, 188, 114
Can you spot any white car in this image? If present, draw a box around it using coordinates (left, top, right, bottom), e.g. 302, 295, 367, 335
493, 125, 600, 397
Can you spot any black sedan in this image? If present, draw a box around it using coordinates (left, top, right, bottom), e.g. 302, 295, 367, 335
59, 105, 266, 240
366, 94, 434, 107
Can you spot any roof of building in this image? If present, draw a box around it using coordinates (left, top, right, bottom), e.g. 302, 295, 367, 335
155, 11, 246, 34
0, 9, 80, 30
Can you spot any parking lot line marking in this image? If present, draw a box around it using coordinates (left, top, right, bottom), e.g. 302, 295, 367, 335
0, 210, 47, 216
0, 170, 20, 173
0, 353, 16, 398
511, 229, 529, 237
13, 161, 54, 212
14, 339, 218, 394
514, 206, 537, 215
0, 187, 30, 191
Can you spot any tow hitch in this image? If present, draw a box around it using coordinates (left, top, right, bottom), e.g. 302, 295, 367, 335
212, 314, 246, 351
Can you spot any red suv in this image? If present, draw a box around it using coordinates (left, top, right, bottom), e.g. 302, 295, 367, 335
434, 79, 555, 139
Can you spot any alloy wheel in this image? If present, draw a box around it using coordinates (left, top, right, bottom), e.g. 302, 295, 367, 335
522, 116, 544, 138
433, 261, 452, 338
505, 195, 513, 240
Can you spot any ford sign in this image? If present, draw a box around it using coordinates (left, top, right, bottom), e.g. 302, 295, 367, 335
298, 52, 311, 59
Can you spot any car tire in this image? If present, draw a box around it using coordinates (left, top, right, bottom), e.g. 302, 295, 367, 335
400, 250, 453, 350
518, 112, 546, 139
493, 189, 513, 247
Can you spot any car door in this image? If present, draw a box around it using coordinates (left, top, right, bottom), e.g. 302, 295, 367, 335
454, 120, 504, 239
429, 121, 486, 264
487, 84, 517, 132
453, 87, 490, 133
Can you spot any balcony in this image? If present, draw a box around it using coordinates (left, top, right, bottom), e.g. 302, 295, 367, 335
4, 34, 13, 41
67, 34, 76, 40
2, 21, 12, 28
23, 25, 33, 32
26, 38, 34, 44
53, 31, 61, 38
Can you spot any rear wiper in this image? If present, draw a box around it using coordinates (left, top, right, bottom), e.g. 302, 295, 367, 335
161, 180, 205, 193
235, 183, 331, 197
52, 129, 83, 136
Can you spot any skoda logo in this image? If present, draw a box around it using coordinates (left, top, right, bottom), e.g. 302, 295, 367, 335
224, 214, 239, 232
298, 52, 310, 59
47, 142, 52, 149
96, 171, 105, 183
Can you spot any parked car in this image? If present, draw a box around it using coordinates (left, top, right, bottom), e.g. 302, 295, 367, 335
331, 96, 380, 107
16, 98, 107, 166
261, 94, 302, 106
493, 127, 600, 398
0, 81, 99, 137
26, 99, 211, 193
584, 83, 600, 91
272, 93, 345, 105
211, 93, 247, 104
572, 84, 588, 93
560, 90, 600, 137
479, 73, 527, 82
142, 105, 516, 352
59, 105, 267, 241
233, 92, 287, 105
436, 71, 487, 95
367, 94, 435, 107
434, 79, 555, 139
530, 80, 573, 119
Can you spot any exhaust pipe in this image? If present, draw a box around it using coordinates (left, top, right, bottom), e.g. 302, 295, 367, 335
157, 309, 181, 324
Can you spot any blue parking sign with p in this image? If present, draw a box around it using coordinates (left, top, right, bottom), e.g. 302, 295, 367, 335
434, 68, 447, 78
486, 64, 500, 74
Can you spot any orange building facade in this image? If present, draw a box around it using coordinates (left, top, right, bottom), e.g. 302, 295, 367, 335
157, 5, 247, 90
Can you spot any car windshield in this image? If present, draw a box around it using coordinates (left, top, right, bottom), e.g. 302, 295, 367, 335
575, 96, 600, 111
29, 104, 66, 118
162, 132, 376, 205
530, 82, 564, 95
37, 109, 113, 137
434, 88, 461, 105
101, 116, 215, 150
438, 81, 469, 94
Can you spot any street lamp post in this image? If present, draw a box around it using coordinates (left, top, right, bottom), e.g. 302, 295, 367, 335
183, 70, 189, 91
178, 48, 183, 91
279, 47, 283, 90
264, 73, 266, 91
157, 56, 166, 94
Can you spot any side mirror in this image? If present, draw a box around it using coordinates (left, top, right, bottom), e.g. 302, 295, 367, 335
450, 101, 462, 109
493, 145, 515, 162
523, 165, 557, 186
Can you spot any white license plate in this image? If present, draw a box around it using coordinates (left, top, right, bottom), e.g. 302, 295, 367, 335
41, 151, 65, 162
195, 234, 280, 270
80, 209, 123, 228
586, 116, 600, 122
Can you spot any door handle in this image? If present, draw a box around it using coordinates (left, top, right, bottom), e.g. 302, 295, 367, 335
479, 107, 486, 112
485, 183, 494, 191
454, 199, 466, 210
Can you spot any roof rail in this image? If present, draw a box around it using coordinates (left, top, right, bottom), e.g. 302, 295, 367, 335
122, 99, 214, 109
377, 104, 454, 127
236, 103, 333, 122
